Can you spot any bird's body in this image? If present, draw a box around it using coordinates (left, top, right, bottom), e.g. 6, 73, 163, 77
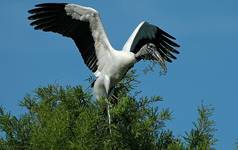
28, 3, 180, 99
93, 50, 136, 98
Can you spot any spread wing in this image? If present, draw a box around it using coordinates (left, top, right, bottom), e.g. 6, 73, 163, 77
123, 21, 180, 72
28, 3, 112, 73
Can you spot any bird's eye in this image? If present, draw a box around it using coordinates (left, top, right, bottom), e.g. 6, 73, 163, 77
147, 44, 153, 49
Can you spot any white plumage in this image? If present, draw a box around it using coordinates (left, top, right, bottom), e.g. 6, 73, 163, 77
28, 3, 180, 99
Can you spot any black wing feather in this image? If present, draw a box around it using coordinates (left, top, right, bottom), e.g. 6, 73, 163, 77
130, 22, 180, 63
28, 3, 98, 72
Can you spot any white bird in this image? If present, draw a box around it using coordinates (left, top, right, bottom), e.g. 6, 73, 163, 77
28, 3, 180, 100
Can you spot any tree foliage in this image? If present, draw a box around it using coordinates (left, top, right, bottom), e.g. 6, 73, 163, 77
184, 104, 217, 150
0, 71, 219, 149
236, 140, 238, 150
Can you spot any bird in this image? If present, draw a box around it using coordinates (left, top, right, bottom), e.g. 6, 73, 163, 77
28, 3, 180, 100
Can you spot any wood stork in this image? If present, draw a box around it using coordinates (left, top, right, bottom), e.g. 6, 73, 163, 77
28, 3, 180, 100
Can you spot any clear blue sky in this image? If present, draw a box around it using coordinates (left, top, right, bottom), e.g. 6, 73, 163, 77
0, 0, 237, 149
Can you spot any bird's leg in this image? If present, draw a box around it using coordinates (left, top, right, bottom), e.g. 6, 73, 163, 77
104, 75, 112, 134
106, 98, 112, 134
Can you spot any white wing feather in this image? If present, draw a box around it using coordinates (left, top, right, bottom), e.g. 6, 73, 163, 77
65, 4, 114, 74
122, 21, 145, 51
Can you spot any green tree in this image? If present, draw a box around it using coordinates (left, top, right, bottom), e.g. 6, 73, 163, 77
236, 140, 238, 150
0, 71, 219, 149
183, 104, 217, 150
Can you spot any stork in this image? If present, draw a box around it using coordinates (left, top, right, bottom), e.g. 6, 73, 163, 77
28, 3, 180, 130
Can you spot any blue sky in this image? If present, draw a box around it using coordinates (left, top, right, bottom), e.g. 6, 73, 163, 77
0, 0, 237, 149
